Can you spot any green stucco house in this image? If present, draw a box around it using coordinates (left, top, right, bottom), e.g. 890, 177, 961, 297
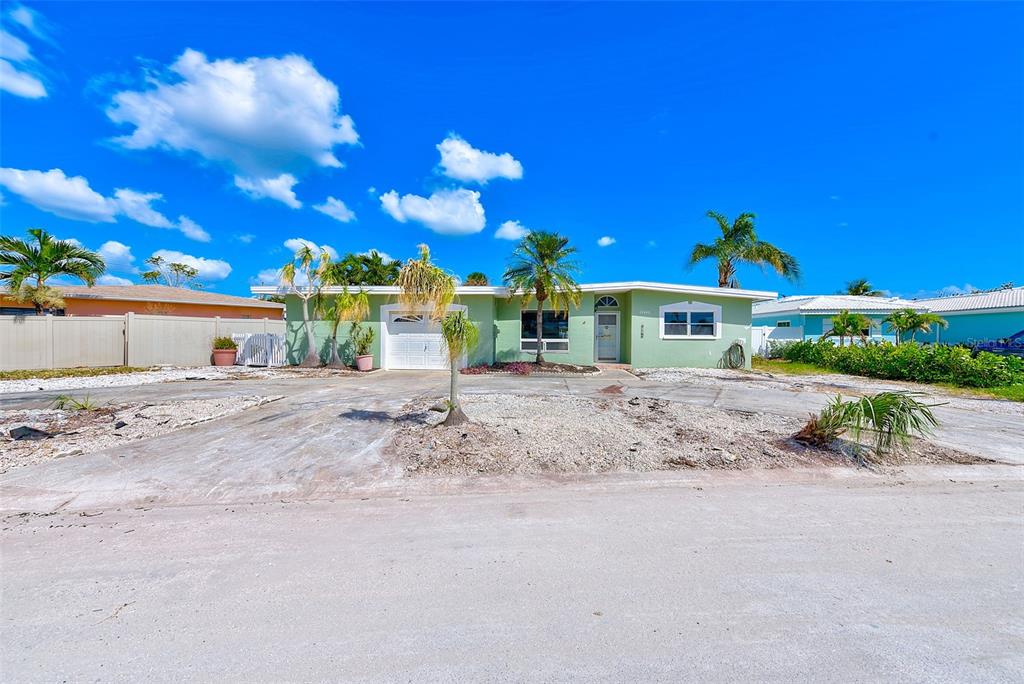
251, 281, 776, 370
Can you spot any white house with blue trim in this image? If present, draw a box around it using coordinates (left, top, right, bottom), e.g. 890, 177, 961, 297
915, 286, 1024, 345
752, 287, 1024, 351
751, 295, 926, 349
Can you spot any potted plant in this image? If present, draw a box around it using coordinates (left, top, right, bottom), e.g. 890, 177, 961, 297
349, 322, 375, 371
212, 336, 238, 366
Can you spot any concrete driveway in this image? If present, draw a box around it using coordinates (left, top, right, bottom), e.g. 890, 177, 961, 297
1, 369, 1022, 513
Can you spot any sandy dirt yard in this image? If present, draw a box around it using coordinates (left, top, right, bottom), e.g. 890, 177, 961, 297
1, 395, 281, 473
635, 366, 1024, 417
0, 365, 357, 395
388, 393, 983, 475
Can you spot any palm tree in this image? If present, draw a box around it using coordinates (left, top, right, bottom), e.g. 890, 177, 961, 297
397, 245, 476, 426
440, 310, 479, 426
281, 245, 331, 367
464, 272, 489, 286
843, 278, 883, 297
502, 231, 582, 363
0, 228, 105, 314
361, 250, 400, 285
688, 211, 800, 288
906, 311, 947, 343
318, 287, 370, 367
882, 308, 916, 345
824, 310, 873, 347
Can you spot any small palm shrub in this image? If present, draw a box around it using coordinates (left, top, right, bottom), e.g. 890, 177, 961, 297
781, 339, 1023, 388
50, 394, 99, 411
796, 391, 941, 463
348, 323, 375, 356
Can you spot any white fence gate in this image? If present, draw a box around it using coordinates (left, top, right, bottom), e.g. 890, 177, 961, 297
0, 313, 286, 370
232, 332, 286, 367
751, 325, 804, 356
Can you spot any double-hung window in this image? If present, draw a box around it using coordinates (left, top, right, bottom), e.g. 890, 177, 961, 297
659, 301, 721, 339
521, 310, 570, 352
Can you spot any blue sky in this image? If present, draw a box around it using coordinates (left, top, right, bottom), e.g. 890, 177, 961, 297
1, 1, 1021, 298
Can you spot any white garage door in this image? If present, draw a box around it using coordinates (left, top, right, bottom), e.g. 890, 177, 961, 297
384, 313, 448, 370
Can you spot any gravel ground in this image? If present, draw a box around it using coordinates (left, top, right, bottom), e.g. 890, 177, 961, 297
0, 395, 281, 473
635, 367, 1024, 417
388, 393, 981, 476
0, 365, 356, 394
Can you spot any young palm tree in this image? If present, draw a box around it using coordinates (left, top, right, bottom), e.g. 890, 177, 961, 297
824, 310, 873, 347
688, 211, 800, 288
906, 312, 947, 343
464, 271, 489, 286
439, 310, 480, 426
397, 245, 475, 425
0, 228, 105, 314
844, 278, 883, 297
281, 245, 331, 367
318, 287, 370, 367
361, 250, 401, 285
882, 308, 916, 345
502, 231, 582, 363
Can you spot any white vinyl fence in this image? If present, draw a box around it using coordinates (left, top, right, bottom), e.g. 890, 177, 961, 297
0, 313, 286, 371
751, 325, 804, 356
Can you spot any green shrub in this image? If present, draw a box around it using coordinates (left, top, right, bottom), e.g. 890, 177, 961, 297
213, 336, 237, 350
781, 339, 1023, 388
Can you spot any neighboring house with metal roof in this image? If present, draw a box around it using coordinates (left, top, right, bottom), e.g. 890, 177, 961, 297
250, 281, 777, 369
913, 287, 1024, 345
1, 284, 284, 319
752, 295, 927, 345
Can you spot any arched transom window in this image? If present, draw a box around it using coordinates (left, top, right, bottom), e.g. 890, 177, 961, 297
595, 295, 619, 308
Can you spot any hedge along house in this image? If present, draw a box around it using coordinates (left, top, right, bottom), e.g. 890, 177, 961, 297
914, 287, 1024, 345
751, 295, 928, 349
250, 281, 777, 370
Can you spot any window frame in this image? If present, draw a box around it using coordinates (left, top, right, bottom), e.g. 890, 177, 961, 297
520, 309, 571, 353
595, 295, 619, 309
658, 301, 722, 340
776, 320, 791, 328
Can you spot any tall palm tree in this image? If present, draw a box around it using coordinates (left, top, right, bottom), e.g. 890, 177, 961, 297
502, 231, 582, 363
440, 310, 479, 426
688, 211, 800, 288
843, 278, 883, 297
464, 271, 489, 286
397, 245, 476, 425
906, 312, 947, 343
824, 310, 873, 347
0, 228, 105, 314
361, 250, 401, 285
281, 245, 331, 367
882, 308, 916, 345
318, 286, 370, 368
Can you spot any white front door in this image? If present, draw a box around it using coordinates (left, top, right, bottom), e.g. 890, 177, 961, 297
595, 312, 619, 362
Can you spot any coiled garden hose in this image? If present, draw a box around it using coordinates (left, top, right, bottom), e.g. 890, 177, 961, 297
724, 341, 746, 369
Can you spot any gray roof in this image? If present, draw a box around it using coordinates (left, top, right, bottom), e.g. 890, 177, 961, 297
915, 287, 1024, 313
753, 295, 926, 317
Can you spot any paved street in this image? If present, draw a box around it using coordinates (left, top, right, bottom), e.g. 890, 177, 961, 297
2, 471, 1022, 682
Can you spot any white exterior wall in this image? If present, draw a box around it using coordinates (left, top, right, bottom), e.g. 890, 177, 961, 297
0, 314, 285, 371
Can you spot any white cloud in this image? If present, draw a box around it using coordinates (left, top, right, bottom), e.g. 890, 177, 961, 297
107, 49, 358, 203
176, 216, 210, 242
380, 188, 485, 235
0, 29, 31, 61
235, 233, 255, 244
903, 284, 980, 300
97, 240, 135, 272
437, 135, 522, 184
151, 249, 231, 280
494, 219, 529, 240
283, 237, 338, 260
0, 167, 210, 240
646, 240, 657, 248
359, 248, 395, 263
597, 236, 616, 247
234, 173, 301, 208
113, 188, 174, 228
97, 274, 134, 286
7, 5, 50, 42
252, 267, 285, 286
0, 168, 115, 221
313, 196, 356, 223
0, 59, 45, 97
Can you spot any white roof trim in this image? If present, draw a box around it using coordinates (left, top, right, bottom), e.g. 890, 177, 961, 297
250, 281, 777, 301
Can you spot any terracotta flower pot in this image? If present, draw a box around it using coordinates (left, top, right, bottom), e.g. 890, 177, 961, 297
355, 354, 373, 371
212, 348, 237, 366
